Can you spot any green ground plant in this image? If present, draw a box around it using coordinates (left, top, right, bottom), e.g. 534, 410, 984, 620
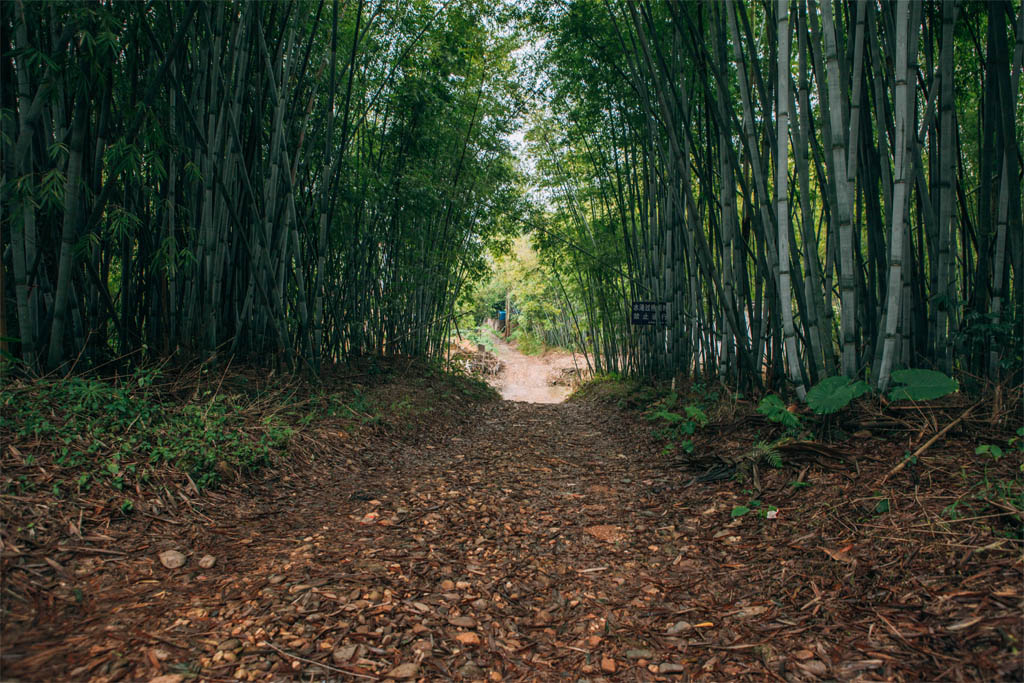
3, 360, 500, 506
759, 369, 959, 428
1, 369, 295, 495
644, 391, 709, 455
731, 498, 778, 519
509, 328, 545, 355
934, 429, 1024, 538
464, 325, 500, 353
756, 395, 802, 434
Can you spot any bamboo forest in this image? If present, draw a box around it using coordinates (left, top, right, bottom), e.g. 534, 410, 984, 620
1, 1, 1022, 681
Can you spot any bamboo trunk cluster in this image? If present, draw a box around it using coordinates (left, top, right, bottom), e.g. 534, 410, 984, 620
1, 0, 520, 373
532, 0, 1022, 390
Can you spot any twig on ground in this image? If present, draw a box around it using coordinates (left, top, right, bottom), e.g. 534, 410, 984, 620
879, 400, 982, 485
263, 641, 379, 680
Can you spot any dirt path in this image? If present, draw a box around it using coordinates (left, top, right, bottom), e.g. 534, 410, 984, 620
2, 384, 1020, 681
487, 339, 579, 403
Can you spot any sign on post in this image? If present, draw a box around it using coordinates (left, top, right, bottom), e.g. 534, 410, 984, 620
630, 301, 668, 327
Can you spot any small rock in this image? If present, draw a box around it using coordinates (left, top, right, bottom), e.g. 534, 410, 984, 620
660, 662, 687, 674
331, 643, 356, 663
799, 659, 828, 675
600, 656, 617, 673
386, 662, 419, 680
158, 550, 186, 569
455, 631, 481, 646
838, 659, 884, 674
625, 649, 655, 660
666, 621, 691, 635
736, 605, 769, 618
457, 661, 484, 679
149, 676, 184, 683
448, 615, 476, 628
218, 638, 242, 652
198, 554, 216, 569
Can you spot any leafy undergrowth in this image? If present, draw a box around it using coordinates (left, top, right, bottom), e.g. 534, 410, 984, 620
576, 374, 1024, 539
508, 329, 545, 356
568, 372, 660, 408
568, 375, 1024, 676
0, 358, 497, 550
1, 370, 293, 499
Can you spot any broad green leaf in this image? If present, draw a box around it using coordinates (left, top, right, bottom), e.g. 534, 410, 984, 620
888, 369, 959, 401
975, 444, 1003, 460
758, 394, 802, 431
730, 505, 750, 518
805, 376, 871, 414
757, 394, 787, 417
684, 404, 708, 426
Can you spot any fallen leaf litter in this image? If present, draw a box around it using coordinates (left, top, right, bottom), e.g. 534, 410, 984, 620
1, 372, 1021, 681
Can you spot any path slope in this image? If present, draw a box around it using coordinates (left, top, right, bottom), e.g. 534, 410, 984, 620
2, 396, 1019, 681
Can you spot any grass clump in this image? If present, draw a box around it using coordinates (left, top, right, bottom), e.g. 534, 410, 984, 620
509, 328, 544, 355
1, 369, 294, 495
570, 372, 655, 408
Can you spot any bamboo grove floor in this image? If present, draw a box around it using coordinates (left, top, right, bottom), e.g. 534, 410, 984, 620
2, 371, 1022, 682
